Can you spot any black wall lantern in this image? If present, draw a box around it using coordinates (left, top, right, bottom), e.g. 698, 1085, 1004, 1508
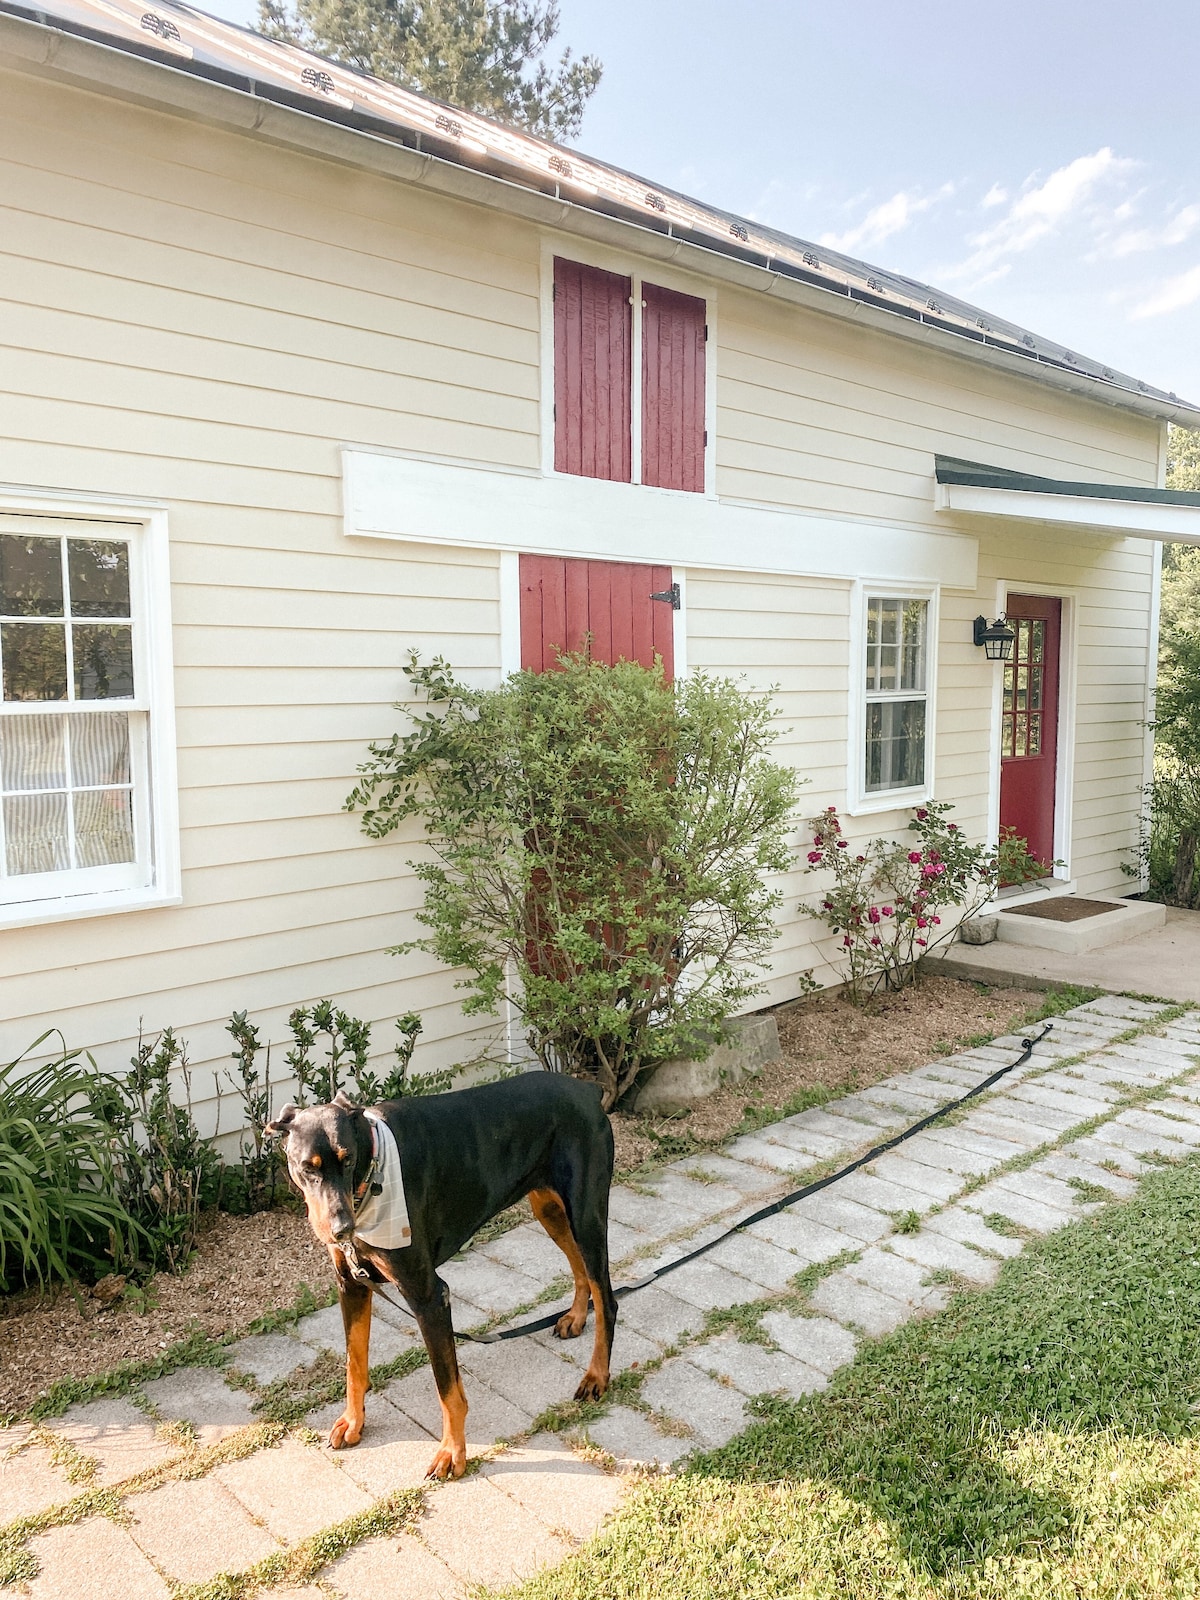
973, 614, 1016, 661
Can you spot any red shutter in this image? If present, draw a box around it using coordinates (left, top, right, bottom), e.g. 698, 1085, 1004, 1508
642, 282, 706, 493
519, 555, 674, 680
553, 258, 632, 482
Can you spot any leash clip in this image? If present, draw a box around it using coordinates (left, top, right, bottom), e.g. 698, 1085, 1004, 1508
339, 1238, 371, 1281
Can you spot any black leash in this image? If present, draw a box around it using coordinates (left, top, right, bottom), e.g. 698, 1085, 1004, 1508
360, 1022, 1053, 1344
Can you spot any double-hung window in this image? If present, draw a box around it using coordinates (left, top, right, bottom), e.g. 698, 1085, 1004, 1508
552, 256, 708, 493
862, 594, 931, 798
0, 510, 177, 923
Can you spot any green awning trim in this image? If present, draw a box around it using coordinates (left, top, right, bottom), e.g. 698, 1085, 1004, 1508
935, 455, 1200, 508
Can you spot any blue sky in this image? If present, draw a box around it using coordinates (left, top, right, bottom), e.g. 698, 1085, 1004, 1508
202, 0, 1200, 406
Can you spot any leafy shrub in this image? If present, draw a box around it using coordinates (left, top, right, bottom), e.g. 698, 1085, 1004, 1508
283, 1001, 441, 1104
995, 825, 1060, 887
802, 802, 996, 1002
347, 652, 801, 1108
1134, 612, 1200, 905
0, 1035, 140, 1292
95, 1028, 222, 1274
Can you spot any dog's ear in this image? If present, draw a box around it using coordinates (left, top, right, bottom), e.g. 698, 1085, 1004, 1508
265, 1102, 298, 1139
332, 1088, 362, 1113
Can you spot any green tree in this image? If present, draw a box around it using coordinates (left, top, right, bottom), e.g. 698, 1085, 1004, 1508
1161, 426, 1200, 633
257, 0, 601, 141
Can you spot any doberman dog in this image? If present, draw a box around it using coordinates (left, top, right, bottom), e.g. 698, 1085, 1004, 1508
267, 1072, 617, 1480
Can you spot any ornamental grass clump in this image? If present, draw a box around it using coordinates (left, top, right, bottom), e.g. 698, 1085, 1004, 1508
803, 801, 996, 1002
347, 652, 801, 1109
0, 1035, 141, 1292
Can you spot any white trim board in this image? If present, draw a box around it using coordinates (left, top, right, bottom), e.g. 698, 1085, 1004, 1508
936, 481, 1200, 543
344, 448, 978, 589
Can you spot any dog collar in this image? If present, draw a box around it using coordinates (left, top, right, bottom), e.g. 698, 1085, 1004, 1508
352, 1116, 383, 1213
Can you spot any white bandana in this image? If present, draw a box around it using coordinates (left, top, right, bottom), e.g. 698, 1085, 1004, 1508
352, 1112, 412, 1249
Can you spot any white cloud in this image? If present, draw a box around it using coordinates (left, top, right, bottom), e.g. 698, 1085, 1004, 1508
944, 148, 1134, 283
981, 182, 1008, 208
1132, 263, 1200, 320
819, 184, 952, 255
1109, 202, 1200, 257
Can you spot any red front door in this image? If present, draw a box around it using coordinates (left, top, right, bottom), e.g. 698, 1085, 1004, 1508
999, 594, 1061, 868
519, 554, 675, 678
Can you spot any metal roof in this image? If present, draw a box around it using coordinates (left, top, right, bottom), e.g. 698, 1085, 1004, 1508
936, 456, 1200, 507
5, 0, 1198, 423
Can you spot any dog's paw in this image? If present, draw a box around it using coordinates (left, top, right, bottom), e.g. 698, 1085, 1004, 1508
328, 1411, 364, 1450
554, 1308, 588, 1339
425, 1446, 467, 1481
573, 1372, 609, 1403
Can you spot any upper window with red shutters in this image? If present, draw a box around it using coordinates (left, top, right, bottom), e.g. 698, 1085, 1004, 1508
552, 257, 708, 494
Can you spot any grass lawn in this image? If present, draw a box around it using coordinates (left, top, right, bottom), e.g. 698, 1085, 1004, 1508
510, 1155, 1200, 1599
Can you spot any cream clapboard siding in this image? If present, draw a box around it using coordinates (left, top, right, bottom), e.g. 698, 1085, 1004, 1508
0, 59, 1164, 1113
689, 289, 1160, 1000
0, 66, 541, 1119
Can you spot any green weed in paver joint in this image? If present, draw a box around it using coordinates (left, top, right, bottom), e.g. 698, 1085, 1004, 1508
891, 1209, 922, 1235
534, 1366, 647, 1435
1067, 1176, 1111, 1204
787, 1249, 860, 1304
701, 1300, 776, 1348
172, 1485, 425, 1600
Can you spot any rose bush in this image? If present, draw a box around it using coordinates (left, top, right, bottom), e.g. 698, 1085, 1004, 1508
802, 801, 996, 1001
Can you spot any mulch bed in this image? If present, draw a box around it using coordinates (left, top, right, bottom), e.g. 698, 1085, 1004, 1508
608, 974, 1043, 1171
0, 975, 1042, 1421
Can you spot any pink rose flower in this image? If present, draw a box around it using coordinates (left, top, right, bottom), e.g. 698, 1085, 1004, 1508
807, 851, 822, 864
916, 808, 928, 820
868, 907, 881, 924
871, 936, 882, 946
932, 915, 941, 924
916, 917, 928, 928
908, 851, 922, 863
837, 839, 848, 849
916, 937, 927, 947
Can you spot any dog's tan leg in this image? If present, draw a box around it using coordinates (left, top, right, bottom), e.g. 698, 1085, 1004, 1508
575, 1276, 613, 1401
329, 1277, 372, 1449
411, 1280, 468, 1480
529, 1186, 591, 1339
427, 1369, 469, 1481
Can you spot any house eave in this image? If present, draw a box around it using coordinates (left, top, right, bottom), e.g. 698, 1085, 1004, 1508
3, 2, 1199, 431
936, 481, 1200, 543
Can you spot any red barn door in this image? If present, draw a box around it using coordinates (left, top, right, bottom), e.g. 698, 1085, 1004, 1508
999, 594, 1062, 869
519, 555, 675, 679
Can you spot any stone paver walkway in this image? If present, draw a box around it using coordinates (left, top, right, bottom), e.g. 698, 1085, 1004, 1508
4, 995, 1200, 1597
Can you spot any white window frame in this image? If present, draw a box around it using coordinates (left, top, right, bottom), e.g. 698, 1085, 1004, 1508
0, 487, 180, 930
537, 234, 717, 499
847, 581, 938, 815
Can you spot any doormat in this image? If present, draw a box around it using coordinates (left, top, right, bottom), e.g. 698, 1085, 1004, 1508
1007, 897, 1122, 923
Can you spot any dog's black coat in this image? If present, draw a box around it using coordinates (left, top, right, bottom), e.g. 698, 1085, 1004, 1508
271, 1071, 617, 1476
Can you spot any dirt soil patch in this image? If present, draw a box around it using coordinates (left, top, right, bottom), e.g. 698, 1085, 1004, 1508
0, 1205, 330, 1421
609, 975, 1045, 1172
1, 977, 1043, 1420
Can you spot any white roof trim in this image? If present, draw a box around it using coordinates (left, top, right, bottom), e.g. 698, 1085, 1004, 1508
936, 481, 1200, 544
